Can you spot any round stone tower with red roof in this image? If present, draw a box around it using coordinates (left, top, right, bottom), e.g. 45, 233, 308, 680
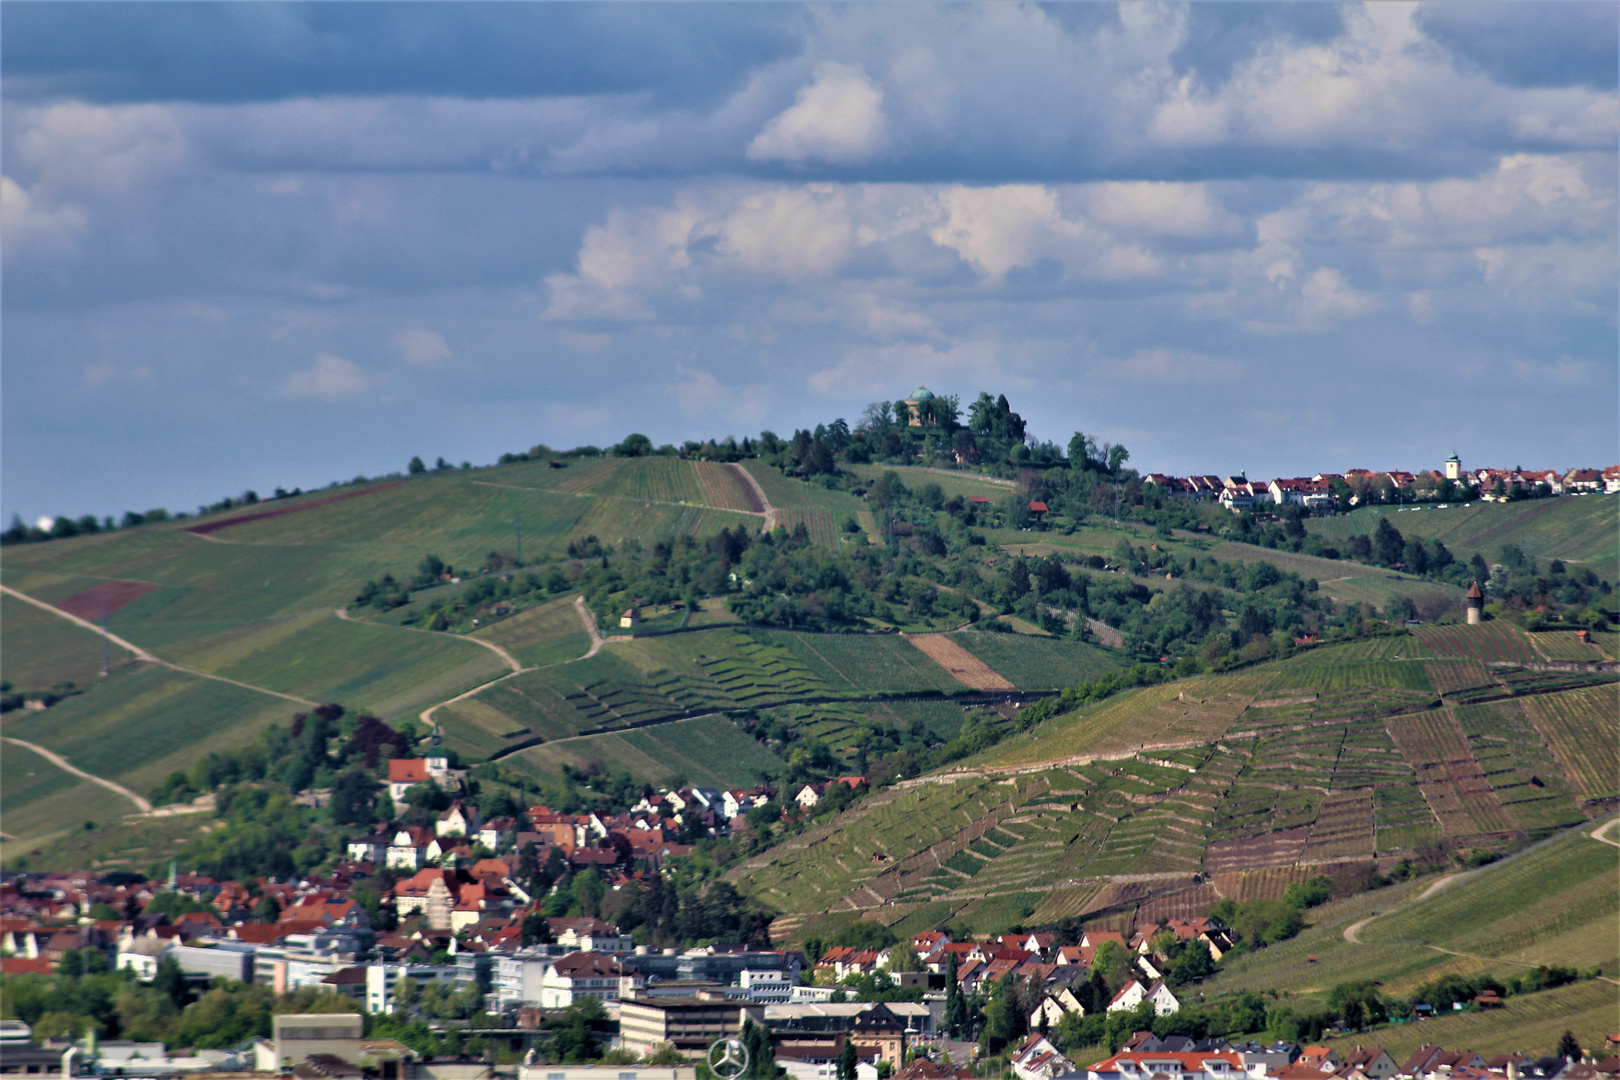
1465, 582, 1485, 625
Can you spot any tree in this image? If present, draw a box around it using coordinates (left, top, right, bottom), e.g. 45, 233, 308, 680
1373, 517, 1405, 566
522, 911, 554, 947
1557, 1031, 1582, 1061
835, 1038, 859, 1080
944, 952, 967, 1037
408, 456, 427, 475
331, 770, 380, 827
886, 944, 921, 973
154, 955, 193, 1009
614, 434, 653, 458
740, 1018, 775, 1080
253, 894, 282, 923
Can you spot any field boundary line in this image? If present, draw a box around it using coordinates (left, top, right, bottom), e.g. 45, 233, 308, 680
0, 583, 318, 707
1, 735, 153, 814
336, 608, 521, 673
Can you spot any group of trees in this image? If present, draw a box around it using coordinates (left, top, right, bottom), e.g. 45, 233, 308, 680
151, 705, 413, 809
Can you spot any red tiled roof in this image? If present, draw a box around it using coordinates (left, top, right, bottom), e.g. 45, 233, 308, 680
389, 759, 431, 784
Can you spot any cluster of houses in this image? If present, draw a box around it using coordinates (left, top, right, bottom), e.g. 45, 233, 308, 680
1084, 1038, 1620, 1080
817, 920, 1232, 1029
1143, 459, 1620, 513
359, 764, 791, 877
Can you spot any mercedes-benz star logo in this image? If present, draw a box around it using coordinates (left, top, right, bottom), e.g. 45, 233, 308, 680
708, 1037, 750, 1079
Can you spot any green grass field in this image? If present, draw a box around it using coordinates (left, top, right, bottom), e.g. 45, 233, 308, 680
1309, 495, 1620, 570
499, 714, 785, 788
1209, 542, 1465, 617
469, 597, 591, 667
0, 593, 135, 690
0, 805, 223, 878
0, 664, 295, 808
851, 466, 1016, 501
1201, 820, 1618, 1014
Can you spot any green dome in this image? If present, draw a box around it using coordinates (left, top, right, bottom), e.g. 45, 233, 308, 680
910, 386, 934, 401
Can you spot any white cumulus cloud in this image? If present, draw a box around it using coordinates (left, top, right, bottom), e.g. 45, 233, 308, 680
280, 353, 370, 400
391, 328, 452, 367
747, 62, 889, 164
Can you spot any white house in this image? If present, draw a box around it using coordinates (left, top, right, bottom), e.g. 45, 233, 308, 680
116, 938, 172, 979
795, 783, 828, 809
346, 832, 392, 864
1029, 987, 1085, 1030
1011, 1034, 1074, 1080
387, 826, 436, 871
539, 951, 643, 1009
1088, 1051, 1244, 1080
388, 757, 450, 804
493, 954, 553, 1010
435, 801, 479, 839
1106, 979, 1180, 1016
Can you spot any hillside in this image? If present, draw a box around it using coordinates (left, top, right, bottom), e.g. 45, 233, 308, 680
728, 628, 1617, 947
0, 454, 1118, 857
1181, 818, 1619, 1057
4, 458, 1615, 887
1309, 495, 1620, 571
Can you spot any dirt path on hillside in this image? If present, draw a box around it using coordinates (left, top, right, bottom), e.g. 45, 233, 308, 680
1343, 870, 1464, 943
728, 464, 779, 533
417, 595, 630, 733
1, 584, 317, 707
575, 596, 631, 658
1, 736, 152, 814
336, 608, 521, 673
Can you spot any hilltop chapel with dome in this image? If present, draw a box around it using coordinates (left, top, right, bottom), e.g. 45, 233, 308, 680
902, 386, 934, 426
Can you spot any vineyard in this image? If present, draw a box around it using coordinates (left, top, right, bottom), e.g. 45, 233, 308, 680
951, 631, 1121, 689
1520, 685, 1620, 798
1384, 709, 1515, 836
1452, 700, 1585, 834
1528, 630, 1616, 661
759, 631, 961, 694
691, 461, 764, 514
1414, 622, 1539, 663
775, 507, 840, 547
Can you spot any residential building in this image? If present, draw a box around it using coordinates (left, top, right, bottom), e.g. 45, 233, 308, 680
519, 1069, 695, 1080
387, 757, 449, 804
540, 952, 642, 1009
171, 942, 255, 983
1106, 979, 1179, 1016
492, 954, 551, 1009
436, 802, 480, 839
1012, 1034, 1073, 1080
1087, 1050, 1246, 1080
618, 997, 763, 1056
365, 963, 459, 1014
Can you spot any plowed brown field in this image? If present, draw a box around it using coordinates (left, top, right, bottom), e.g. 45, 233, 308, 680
904, 634, 1015, 690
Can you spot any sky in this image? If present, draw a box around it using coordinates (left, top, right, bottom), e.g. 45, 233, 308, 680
3, 2, 1617, 523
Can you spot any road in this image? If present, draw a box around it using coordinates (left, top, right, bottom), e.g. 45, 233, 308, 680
417, 596, 614, 728
1, 736, 153, 814
336, 607, 521, 673
1, 583, 316, 706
